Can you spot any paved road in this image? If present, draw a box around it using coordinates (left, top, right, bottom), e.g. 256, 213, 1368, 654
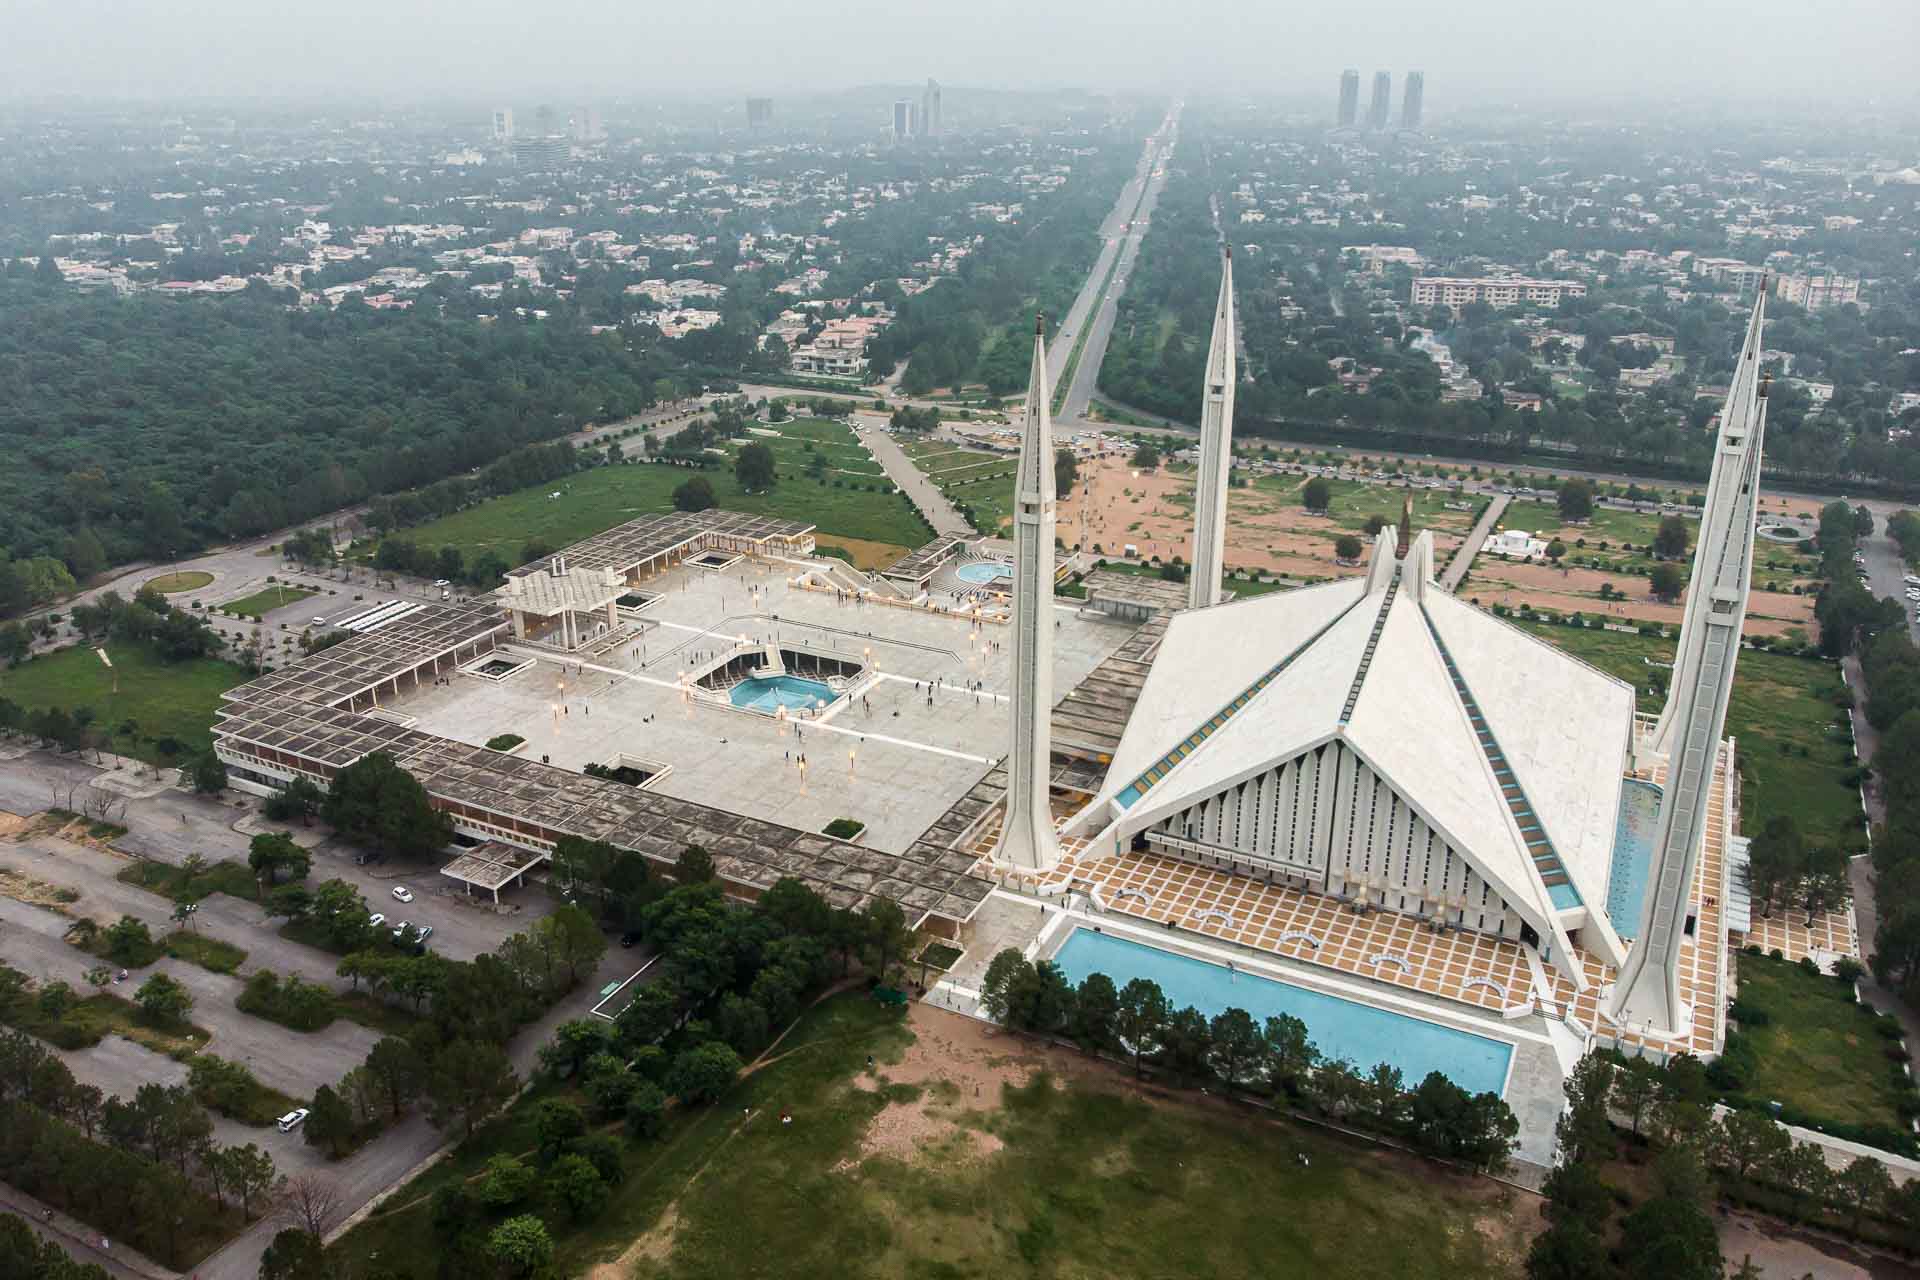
855, 418, 972, 537
1051, 108, 1179, 427
1441, 494, 1511, 591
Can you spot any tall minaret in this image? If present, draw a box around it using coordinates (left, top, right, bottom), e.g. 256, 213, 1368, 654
1188, 249, 1238, 609
1610, 289, 1770, 1037
994, 315, 1060, 871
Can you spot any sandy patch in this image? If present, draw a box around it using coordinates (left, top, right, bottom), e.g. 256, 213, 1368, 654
818, 535, 912, 572
849, 1002, 1041, 1166
590, 1203, 679, 1280
0, 865, 78, 916
1466, 560, 1817, 639
0, 811, 27, 838
1058, 456, 1471, 580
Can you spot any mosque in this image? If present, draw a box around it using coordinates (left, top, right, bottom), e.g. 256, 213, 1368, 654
977, 254, 1791, 1110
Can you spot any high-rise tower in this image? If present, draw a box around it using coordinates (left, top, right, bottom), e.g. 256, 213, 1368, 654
993, 316, 1060, 872
921, 79, 941, 137
1337, 70, 1360, 128
1368, 72, 1392, 130
1188, 250, 1237, 609
1609, 290, 1770, 1038
1401, 71, 1425, 131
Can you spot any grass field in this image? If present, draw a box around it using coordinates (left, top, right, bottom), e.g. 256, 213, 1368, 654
1510, 502, 1821, 595
219, 584, 317, 618
165, 930, 248, 974
0, 967, 211, 1058
380, 459, 929, 563
1517, 621, 1857, 839
332, 996, 1523, 1280
1248, 476, 1480, 537
144, 570, 214, 594
0, 643, 245, 765
1731, 954, 1908, 1132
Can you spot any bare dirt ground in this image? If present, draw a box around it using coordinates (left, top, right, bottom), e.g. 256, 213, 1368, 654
847, 1001, 1034, 1164
820, 536, 913, 572
0, 811, 27, 838
1465, 559, 1818, 640
1719, 1209, 1913, 1279
1058, 456, 1465, 581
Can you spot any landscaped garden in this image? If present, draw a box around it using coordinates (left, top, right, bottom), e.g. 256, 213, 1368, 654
0, 641, 244, 765
219, 583, 318, 618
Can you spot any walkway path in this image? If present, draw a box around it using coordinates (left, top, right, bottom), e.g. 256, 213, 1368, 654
1440, 494, 1510, 592
857, 420, 972, 537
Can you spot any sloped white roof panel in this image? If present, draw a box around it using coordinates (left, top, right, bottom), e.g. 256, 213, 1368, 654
1099, 578, 1367, 793
1423, 591, 1633, 910
1343, 595, 1553, 919
1098, 585, 1379, 831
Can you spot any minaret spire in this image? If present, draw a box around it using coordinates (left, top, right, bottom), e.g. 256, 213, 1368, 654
1187, 248, 1237, 608
1609, 289, 1770, 1037
993, 313, 1060, 871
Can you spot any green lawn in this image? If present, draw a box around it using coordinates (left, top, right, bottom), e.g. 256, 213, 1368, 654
0, 643, 244, 765
1731, 954, 1908, 1132
1248, 475, 1479, 536
218, 584, 317, 618
332, 996, 1522, 1280
380, 460, 929, 563
1518, 621, 1858, 839
165, 931, 248, 974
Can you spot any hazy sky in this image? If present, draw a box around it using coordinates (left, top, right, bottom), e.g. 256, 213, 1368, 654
7, 0, 1918, 112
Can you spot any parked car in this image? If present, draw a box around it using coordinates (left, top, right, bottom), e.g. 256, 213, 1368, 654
391, 921, 411, 940
367, 912, 386, 929
276, 1108, 310, 1133
391, 886, 415, 903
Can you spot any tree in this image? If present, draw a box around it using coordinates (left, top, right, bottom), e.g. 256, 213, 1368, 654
668, 1041, 741, 1105
675, 843, 716, 884
1557, 478, 1594, 522
304, 1084, 356, 1158
1610, 1055, 1659, 1135
1546, 538, 1566, 561
363, 1036, 426, 1119
1262, 1014, 1319, 1094
278, 1173, 345, 1239
1302, 476, 1332, 512
1208, 1007, 1269, 1096
1616, 1149, 1722, 1280
259, 1228, 328, 1280
104, 914, 157, 964
979, 949, 1031, 1025
1130, 442, 1161, 469
1114, 978, 1170, 1077
735, 442, 776, 493
541, 1018, 613, 1079
486, 1214, 554, 1277
1648, 562, 1685, 602
133, 972, 193, 1023
223, 1142, 280, 1219
1333, 533, 1364, 561
427, 1039, 518, 1138
308, 878, 373, 951
1833, 1155, 1894, 1232
626, 1080, 668, 1140
551, 1152, 609, 1221
1054, 447, 1079, 495
1710, 1107, 1790, 1183
672, 476, 717, 512
478, 1153, 536, 1207
534, 1098, 588, 1165
1654, 514, 1690, 560
860, 898, 911, 983
248, 831, 311, 890
319, 751, 453, 861
1068, 972, 1118, 1052
188, 752, 227, 794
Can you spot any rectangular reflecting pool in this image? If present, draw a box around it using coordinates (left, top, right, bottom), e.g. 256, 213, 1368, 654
1051, 929, 1513, 1096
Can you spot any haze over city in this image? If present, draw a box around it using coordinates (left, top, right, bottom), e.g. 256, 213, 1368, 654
3, 0, 1918, 108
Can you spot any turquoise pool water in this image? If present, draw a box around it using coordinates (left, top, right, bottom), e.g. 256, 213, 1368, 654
1052, 930, 1513, 1096
730, 674, 834, 714
1607, 778, 1663, 940
956, 561, 1012, 585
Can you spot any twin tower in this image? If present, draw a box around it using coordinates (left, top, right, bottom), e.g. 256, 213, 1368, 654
994, 253, 1238, 870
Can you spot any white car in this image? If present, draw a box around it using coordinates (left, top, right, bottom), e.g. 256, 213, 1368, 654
367, 912, 386, 929
433, 578, 450, 587
276, 1108, 309, 1133
391, 886, 415, 903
